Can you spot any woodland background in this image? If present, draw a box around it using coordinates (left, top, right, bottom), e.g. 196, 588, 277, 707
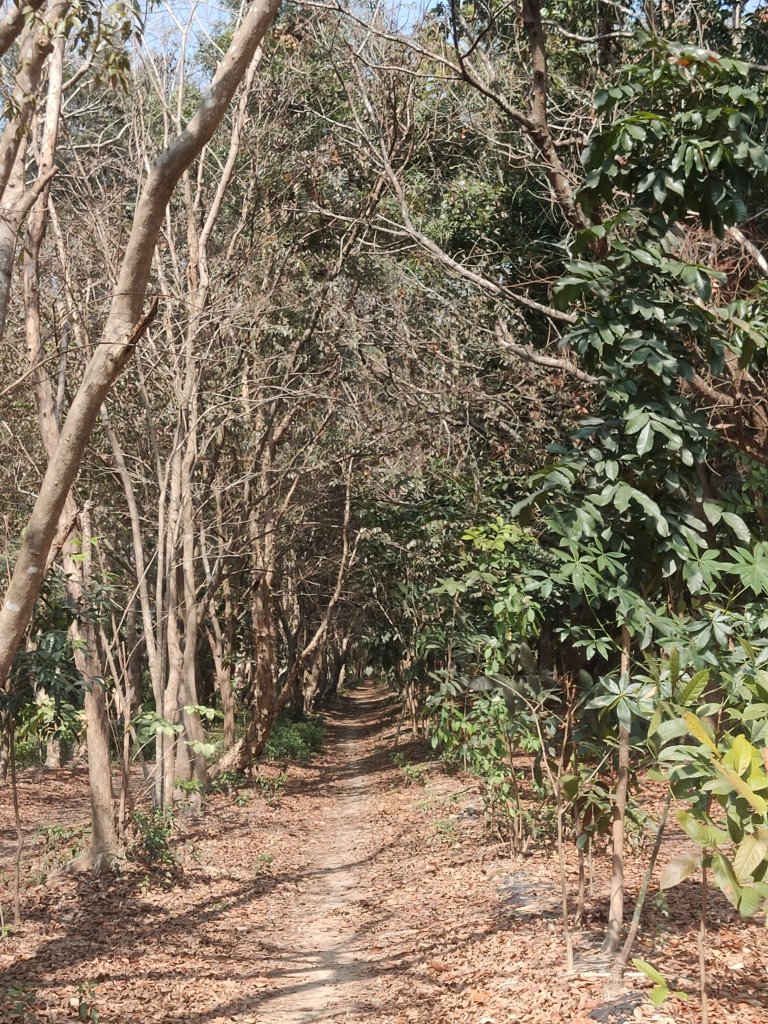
2, 1, 768, 1021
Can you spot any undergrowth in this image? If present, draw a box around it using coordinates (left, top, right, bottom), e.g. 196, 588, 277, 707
264, 717, 325, 762
128, 808, 180, 881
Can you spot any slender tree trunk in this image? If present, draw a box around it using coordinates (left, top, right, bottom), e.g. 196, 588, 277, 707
607, 791, 672, 996
699, 862, 709, 1024
10, 723, 23, 925
602, 625, 632, 955
22, 40, 119, 869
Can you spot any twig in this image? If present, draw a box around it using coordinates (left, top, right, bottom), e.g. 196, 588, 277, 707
699, 862, 709, 1024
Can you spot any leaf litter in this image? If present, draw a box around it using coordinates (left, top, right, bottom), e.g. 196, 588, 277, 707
1, 686, 766, 1023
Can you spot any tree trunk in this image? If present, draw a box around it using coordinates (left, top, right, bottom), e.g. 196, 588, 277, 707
602, 625, 631, 955
21, 42, 119, 869
302, 647, 326, 715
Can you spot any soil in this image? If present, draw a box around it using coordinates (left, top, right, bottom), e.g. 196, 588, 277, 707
1, 684, 766, 1023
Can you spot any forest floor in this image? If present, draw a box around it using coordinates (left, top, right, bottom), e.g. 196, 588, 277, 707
1, 683, 767, 1024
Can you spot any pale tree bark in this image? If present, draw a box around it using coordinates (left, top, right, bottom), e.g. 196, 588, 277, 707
0, 0, 281, 748
22, 36, 120, 868
0, 1, 68, 210
0, 2, 48, 60
142, 41, 265, 805
602, 625, 632, 955
0, 0, 69, 342
202, 479, 238, 749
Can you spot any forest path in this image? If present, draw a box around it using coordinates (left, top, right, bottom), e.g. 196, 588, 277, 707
253, 684, 389, 1023
3, 683, 718, 1024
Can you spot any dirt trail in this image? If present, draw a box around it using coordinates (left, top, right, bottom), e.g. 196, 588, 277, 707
1, 685, 412, 1024
256, 687, 383, 1023
3, 684, 765, 1024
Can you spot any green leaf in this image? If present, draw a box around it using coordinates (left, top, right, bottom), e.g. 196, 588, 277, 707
632, 958, 666, 987
654, 718, 692, 744
660, 853, 700, 890
679, 670, 709, 706
650, 985, 669, 1007
188, 740, 220, 757
733, 834, 768, 882
721, 512, 751, 543
738, 884, 766, 918
636, 421, 653, 456
711, 852, 742, 907
677, 810, 729, 848
715, 763, 768, 814
702, 501, 722, 525
727, 734, 754, 776
682, 711, 716, 751
743, 703, 768, 723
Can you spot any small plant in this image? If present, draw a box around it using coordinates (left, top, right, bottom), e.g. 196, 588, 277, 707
34, 823, 83, 870
2, 985, 38, 1022
433, 817, 457, 843
403, 762, 428, 786
252, 772, 287, 801
391, 751, 429, 786
175, 778, 204, 798
254, 852, 275, 874
632, 959, 688, 1008
233, 791, 250, 807
129, 808, 178, 876
77, 982, 99, 1023
208, 771, 248, 796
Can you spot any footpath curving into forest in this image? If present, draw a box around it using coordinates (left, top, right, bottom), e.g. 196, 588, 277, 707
1, 684, 766, 1024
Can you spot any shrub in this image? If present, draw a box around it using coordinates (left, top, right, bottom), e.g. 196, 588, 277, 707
264, 717, 325, 762
129, 808, 179, 875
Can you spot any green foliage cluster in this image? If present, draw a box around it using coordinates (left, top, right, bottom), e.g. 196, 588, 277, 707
263, 717, 325, 762
366, 28, 768, 936
128, 808, 179, 876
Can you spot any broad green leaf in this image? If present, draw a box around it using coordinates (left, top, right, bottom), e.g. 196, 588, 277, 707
683, 711, 716, 752
660, 853, 700, 890
711, 852, 742, 907
702, 501, 722, 525
677, 810, 729, 848
733, 834, 768, 882
726, 734, 754, 776
679, 670, 709, 706
738, 884, 765, 918
721, 512, 751, 543
742, 703, 768, 723
636, 421, 653, 456
650, 985, 668, 1007
654, 718, 694, 745
632, 958, 666, 987
715, 763, 768, 814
